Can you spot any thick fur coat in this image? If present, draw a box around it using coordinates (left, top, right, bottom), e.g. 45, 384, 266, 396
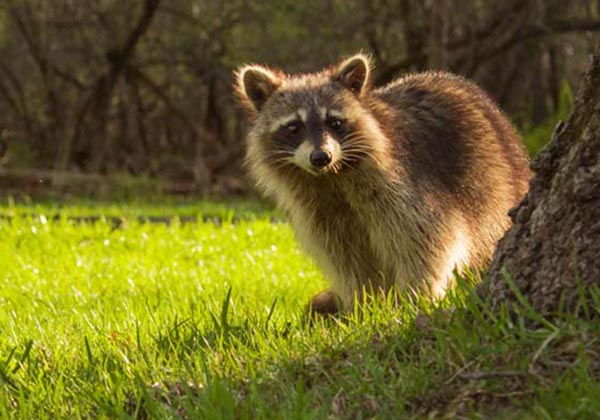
235, 54, 530, 309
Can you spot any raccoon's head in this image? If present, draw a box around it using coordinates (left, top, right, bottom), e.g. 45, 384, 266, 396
235, 54, 388, 181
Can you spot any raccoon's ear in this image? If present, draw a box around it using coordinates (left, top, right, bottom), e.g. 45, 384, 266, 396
235, 65, 281, 112
333, 54, 371, 96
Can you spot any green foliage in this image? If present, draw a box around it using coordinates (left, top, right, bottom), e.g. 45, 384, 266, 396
521, 82, 574, 157
0, 201, 598, 418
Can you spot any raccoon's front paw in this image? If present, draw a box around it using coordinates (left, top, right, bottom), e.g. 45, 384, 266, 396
307, 289, 342, 316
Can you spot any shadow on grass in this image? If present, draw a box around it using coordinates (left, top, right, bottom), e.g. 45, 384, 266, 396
124, 278, 600, 419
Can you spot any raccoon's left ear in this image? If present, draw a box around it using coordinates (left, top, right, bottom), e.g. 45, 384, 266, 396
235, 65, 282, 112
333, 54, 372, 96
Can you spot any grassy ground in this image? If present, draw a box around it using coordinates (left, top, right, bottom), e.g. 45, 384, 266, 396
0, 200, 598, 419
0, 195, 275, 219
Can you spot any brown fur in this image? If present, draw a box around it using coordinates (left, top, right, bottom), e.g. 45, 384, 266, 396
235, 54, 531, 311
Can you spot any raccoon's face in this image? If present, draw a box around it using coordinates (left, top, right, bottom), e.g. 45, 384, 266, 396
236, 54, 380, 177
261, 92, 352, 175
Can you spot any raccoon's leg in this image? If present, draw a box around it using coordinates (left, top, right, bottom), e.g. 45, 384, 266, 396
307, 289, 343, 316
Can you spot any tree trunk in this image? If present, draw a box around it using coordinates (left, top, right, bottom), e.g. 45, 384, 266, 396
479, 42, 600, 316
426, 0, 448, 70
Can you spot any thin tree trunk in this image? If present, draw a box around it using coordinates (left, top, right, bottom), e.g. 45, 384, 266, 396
427, 0, 448, 70
69, 0, 161, 173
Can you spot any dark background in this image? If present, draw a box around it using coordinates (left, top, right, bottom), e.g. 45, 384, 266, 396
0, 0, 598, 197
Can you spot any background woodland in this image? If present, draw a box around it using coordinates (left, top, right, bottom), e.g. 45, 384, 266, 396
0, 0, 599, 194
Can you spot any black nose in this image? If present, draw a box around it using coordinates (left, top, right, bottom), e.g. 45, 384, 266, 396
310, 149, 332, 167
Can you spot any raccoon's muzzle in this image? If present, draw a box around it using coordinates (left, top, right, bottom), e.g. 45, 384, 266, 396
310, 149, 332, 167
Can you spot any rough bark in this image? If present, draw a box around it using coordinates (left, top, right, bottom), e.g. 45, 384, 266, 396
479, 42, 600, 316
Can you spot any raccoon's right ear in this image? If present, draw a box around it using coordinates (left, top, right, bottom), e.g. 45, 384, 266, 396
333, 54, 372, 96
235, 65, 282, 112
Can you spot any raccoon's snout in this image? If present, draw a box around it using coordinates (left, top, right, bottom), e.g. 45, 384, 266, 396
291, 139, 340, 174
310, 149, 332, 168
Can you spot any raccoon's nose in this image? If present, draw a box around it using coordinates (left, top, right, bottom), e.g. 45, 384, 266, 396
310, 149, 332, 167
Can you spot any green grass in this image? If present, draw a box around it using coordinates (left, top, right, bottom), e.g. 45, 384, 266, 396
0, 201, 598, 419
0, 195, 276, 220
520, 81, 573, 158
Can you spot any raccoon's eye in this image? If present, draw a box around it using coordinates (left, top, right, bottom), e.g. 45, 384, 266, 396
326, 118, 344, 132
284, 121, 302, 134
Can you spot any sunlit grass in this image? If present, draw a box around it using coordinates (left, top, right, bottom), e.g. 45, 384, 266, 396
0, 195, 276, 220
0, 202, 598, 419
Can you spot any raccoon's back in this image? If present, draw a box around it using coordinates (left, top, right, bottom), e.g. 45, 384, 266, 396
375, 71, 530, 219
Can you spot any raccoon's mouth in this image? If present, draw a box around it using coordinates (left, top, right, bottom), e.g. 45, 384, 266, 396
308, 165, 332, 175
290, 163, 328, 176
304, 161, 342, 176
298, 153, 339, 175
282, 158, 337, 176
290, 141, 342, 175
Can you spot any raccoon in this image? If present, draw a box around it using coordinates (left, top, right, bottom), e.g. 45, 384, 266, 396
234, 54, 530, 313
